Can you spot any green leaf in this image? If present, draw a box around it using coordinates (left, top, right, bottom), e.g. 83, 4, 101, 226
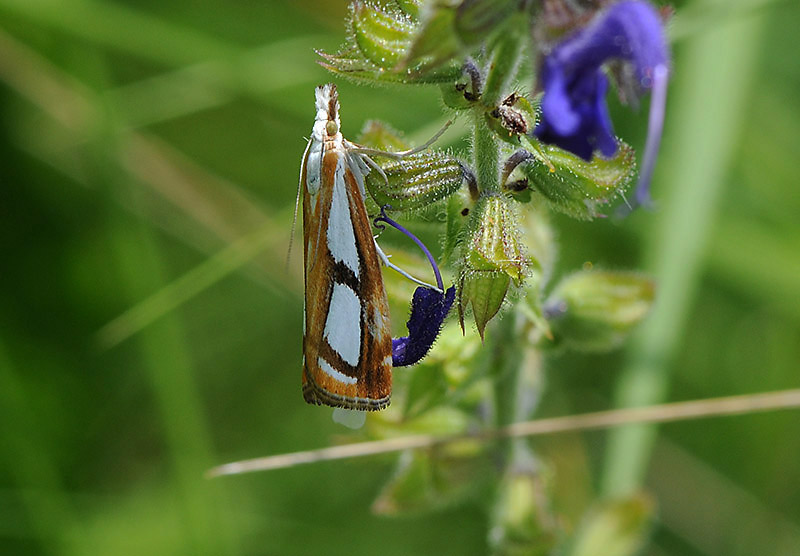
546, 270, 655, 352
403, 361, 450, 419
518, 141, 637, 220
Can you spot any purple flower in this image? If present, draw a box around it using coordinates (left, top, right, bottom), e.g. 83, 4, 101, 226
534, 1, 670, 208
392, 286, 455, 367
373, 207, 454, 367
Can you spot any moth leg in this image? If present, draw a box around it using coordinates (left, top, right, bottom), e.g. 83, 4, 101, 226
362, 154, 388, 185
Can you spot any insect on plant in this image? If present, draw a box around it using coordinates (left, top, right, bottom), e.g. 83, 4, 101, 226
299, 83, 454, 411
210, 2, 799, 554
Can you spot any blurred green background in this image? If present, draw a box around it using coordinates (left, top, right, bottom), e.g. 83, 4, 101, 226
1, 0, 799, 554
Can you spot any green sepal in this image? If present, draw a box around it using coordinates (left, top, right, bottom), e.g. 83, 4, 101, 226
350, 2, 414, 69
505, 182, 532, 203
366, 151, 466, 211
465, 194, 527, 283
318, 46, 460, 85
457, 194, 528, 338
545, 270, 655, 352
564, 495, 655, 556
518, 141, 637, 220
440, 81, 479, 110
400, 0, 518, 75
459, 270, 510, 340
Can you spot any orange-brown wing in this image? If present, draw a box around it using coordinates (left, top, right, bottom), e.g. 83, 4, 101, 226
301, 146, 392, 411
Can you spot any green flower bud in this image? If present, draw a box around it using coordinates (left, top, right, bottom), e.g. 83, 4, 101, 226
459, 194, 528, 338
455, 0, 517, 47
518, 141, 637, 220
566, 495, 654, 556
545, 270, 655, 352
350, 1, 414, 69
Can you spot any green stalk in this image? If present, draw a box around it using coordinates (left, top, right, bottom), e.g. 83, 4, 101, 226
601, 10, 768, 496
471, 16, 524, 194
488, 314, 555, 555
473, 115, 500, 192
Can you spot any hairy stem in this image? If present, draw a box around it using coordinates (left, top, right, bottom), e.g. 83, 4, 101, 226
473, 115, 500, 192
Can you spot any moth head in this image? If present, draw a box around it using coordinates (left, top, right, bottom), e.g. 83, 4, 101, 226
326, 119, 339, 137
314, 83, 341, 139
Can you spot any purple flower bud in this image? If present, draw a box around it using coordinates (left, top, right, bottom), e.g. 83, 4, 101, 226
392, 286, 456, 367
534, 1, 670, 209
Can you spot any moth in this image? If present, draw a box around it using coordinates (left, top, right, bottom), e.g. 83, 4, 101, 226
299, 83, 451, 411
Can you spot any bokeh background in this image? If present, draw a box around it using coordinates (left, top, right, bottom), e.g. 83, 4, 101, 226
1, 0, 799, 554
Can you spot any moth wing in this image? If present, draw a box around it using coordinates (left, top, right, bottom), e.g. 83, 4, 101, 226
301, 148, 392, 411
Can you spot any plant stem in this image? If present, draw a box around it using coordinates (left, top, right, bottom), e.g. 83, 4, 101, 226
488, 313, 553, 554
471, 14, 525, 194
473, 115, 500, 192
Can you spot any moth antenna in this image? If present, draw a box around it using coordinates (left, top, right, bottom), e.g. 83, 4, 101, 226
288, 138, 312, 271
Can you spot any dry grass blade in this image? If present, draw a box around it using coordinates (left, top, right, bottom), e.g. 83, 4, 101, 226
207, 389, 800, 477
